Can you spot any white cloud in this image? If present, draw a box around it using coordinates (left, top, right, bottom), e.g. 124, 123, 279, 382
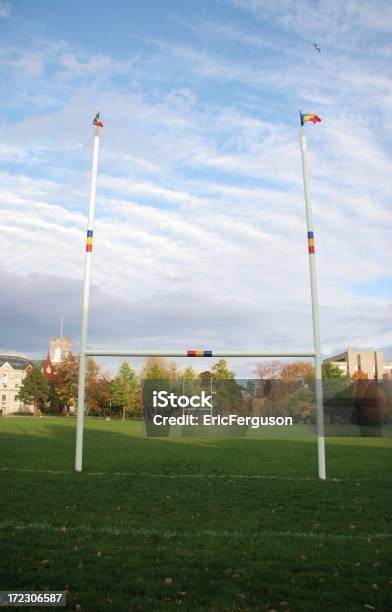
0, 1, 390, 366
12, 52, 45, 77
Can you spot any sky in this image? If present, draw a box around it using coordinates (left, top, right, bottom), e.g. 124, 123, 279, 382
0, 0, 391, 377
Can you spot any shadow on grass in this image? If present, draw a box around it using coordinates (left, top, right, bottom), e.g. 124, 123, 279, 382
0, 417, 391, 479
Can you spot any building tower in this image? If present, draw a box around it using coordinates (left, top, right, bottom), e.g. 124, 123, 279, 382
49, 318, 72, 364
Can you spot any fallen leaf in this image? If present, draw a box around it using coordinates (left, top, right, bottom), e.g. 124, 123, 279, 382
106, 598, 112, 604
41, 560, 50, 565
280, 603, 289, 608
164, 578, 173, 585
178, 592, 187, 597
232, 574, 241, 580
363, 605, 376, 610
371, 584, 379, 590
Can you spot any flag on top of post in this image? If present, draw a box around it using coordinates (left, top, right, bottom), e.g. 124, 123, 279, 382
300, 112, 321, 125
93, 112, 104, 127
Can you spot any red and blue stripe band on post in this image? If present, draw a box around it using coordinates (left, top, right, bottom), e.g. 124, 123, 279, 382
187, 350, 213, 357
308, 231, 315, 254
86, 230, 93, 252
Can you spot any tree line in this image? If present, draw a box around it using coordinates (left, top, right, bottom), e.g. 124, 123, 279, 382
17, 353, 366, 422
16, 355, 237, 417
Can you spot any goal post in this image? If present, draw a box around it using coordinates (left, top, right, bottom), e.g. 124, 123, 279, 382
77, 348, 326, 480
75, 115, 327, 480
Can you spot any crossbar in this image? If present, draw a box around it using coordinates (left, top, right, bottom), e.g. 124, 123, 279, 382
85, 349, 316, 358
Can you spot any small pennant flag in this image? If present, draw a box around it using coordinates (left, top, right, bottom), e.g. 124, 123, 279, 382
300, 112, 321, 126
93, 112, 104, 127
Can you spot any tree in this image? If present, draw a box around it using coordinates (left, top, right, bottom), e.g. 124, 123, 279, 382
280, 362, 315, 385
286, 387, 315, 423
254, 360, 281, 380
17, 367, 49, 416
210, 359, 241, 414
85, 357, 102, 415
140, 357, 177, 381
48, 380, 61, 414
181, 366, 197, 380
211, 359, 236, 380
94, 376, 112, 416
55, 353, 79, 413
111, 362, 140, 420
198, 370, 212, 386
322, 362, 347, 379
352, 369, 368, 380
55, 353, 102, 414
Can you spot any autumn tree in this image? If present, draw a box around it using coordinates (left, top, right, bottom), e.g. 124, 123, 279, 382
17, 367, 49, 416
198, 370, 212, 386
84, 357, 102, 414
55, 353, 79, 413
352, 369, 368, 380
94, 376, 112, 415
254, 360, 281, 380
280, 361, 315, 385
55, 353, 102, 414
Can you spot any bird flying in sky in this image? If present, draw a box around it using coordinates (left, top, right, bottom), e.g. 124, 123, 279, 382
313, 43, 321, 52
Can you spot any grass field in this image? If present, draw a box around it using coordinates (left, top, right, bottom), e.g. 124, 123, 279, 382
0, 417, 391, 611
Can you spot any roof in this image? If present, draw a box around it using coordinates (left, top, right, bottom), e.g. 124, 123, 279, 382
0, 354, 33, 370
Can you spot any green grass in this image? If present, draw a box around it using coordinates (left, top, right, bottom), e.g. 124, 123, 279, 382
0, 417, 391, 611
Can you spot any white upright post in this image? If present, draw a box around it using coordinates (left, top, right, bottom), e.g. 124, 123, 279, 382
75, 126, 101, 472
299, 126, 327, 480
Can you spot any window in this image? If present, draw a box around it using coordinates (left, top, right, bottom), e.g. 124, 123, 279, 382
15, 382, 19, 388
15, 395, 19, 402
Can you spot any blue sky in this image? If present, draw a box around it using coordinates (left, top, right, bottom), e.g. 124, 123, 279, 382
0, 0, 391, 375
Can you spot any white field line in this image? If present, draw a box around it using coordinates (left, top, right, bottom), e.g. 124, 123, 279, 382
0, 521, 391, 542
1, 467, 391, 482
